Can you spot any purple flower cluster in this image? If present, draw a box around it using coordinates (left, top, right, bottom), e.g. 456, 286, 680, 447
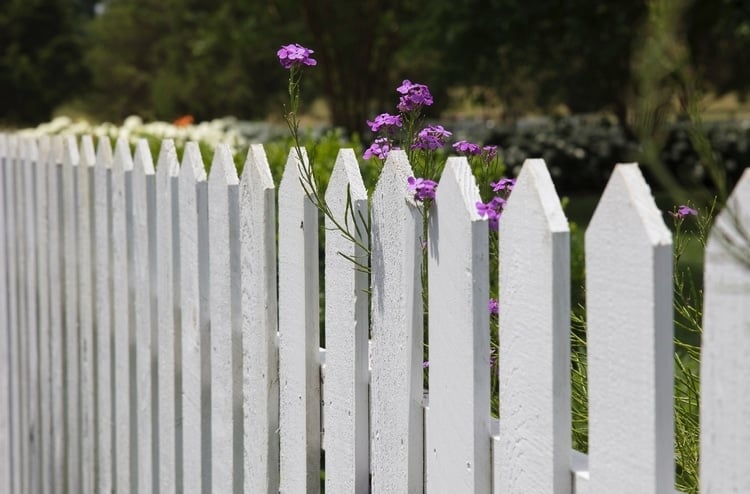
363, 137, 397, 160
277, 43, 317, 69
453, 140, 482, 156
491, 178, 516, 193
671, 204, 698, 219
412, 125, 452, 151
367, 113, 403, 133
396, 79, 434, 112
488, 298, 499, 316
476, 196, 506, 230
407, 176, 438, 202
482, 145, 498, 161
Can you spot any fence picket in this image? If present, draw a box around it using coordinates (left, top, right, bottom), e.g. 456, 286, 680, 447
239, 144, 279, 493
278, 147, 320, 494
700, 168, 750, 492
0, 134, 10, 494
585, 163, 673, 493
495, 159, 570, 493
370, 150, 423, 494
323, 149, 370, 493
178, 142, 209, 494
94, 137, 114, 493
207, 144, 241, 493
47, 136, 65, 494
425, 157, 490, 494
112, 137, 134, 493
133, 140, 157, 494
156, 139, 180, 494
78, 136, 96, 493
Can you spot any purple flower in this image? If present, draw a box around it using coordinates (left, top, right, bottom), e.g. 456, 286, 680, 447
396, 79, 434, 112
491, 178, 516, 193
482, 145, 498, 160
277, 43, 317, 69
488, 298, 499, 316
671, 204, 698, 219
367, 113, 403, 133
476, 196, 506, 231
407, 176, 438, 202
453, 140, 482, 156
422, 361, 430, 369
411, 125, 452, 151
363, 137, 396, 160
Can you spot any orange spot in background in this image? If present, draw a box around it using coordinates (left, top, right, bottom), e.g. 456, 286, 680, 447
173, 115, 194, 127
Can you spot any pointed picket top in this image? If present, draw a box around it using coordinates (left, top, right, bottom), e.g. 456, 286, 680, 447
370, 148, 424, 493
209, 143, 239, 188
279, 146, 311, 198
701, 168, 750, 492
180, 141, 207, 183
38, 135, 51, 164
585, 163, 673, 493
95, 137, 113, 169
495, 158, 570, 494
323, 148, 369, 493
112, 137, 133, 173
240, 143, 275, 190
80, 136, 96, 168
426, 156, 491, 494
156, 139, 179, 182
23, 135, 40, 162
133, 139, 155, 179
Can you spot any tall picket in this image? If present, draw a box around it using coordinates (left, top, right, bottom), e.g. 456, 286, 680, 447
133, 140, 157, 494
370, 150, 424, 493
179, 142, 209, 494
495, 159, 570, 493
156, 140, 180, 493
112, 137, 134, 493
47, 136, 65, 493
323, 149, 370, 493
586, 163, 673, 493
425, 157, 491, 494
94, 137, 114, 493
208, 144, 241, 493
239, 144, 279, 493
0, 134, 10, 494
278, 148, 320, 494
78, 136, 96, 493
700, 169, 750, 492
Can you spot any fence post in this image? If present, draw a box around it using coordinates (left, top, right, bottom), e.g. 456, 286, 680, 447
208, 144, 241, 493
586, 163, 673, 493
178, 142, 209, 494
370, 149, 423, 494
278, 147, 320, 494
701, 168, 750, 491
94, 137, 114, 493
495, 159, 570, 493
323, 149, 370, 493
156, 139, 180, 494
0, 133, 10, 494
112, 137, 134, 493
425, 157, 491, 494
240, 144, 279, 493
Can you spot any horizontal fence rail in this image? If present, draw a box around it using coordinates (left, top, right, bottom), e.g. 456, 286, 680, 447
0, 133, 749, 493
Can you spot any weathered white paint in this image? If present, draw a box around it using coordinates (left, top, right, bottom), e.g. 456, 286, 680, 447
156, 139, 180, 494
112, 137, 134, 493
47, 136, 65, 494
239, 144, 279, 494
178, 142, 209, 494
0, 134, 10, 494
36, 135, 52, 494
93, 137, 114, 493
586, 163, 673, 494
496, 159, 571, 494
78, 135, 96, 494
323, 149, 370, 493
370, 149, 423, 494
701, 168, 750, 493
278, 147, 320, 494
62, 136, 82, 494
425, 157, 491, 494
133, 140, 157, 494
207, 144, 241, 494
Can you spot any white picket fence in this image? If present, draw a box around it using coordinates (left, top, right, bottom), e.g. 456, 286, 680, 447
0, 133, 748, 494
